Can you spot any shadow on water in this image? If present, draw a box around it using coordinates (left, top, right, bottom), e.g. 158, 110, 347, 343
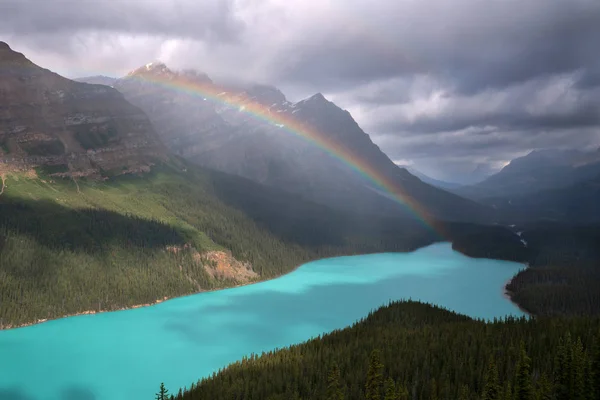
162, 275, 444, 347
60, 386, 97, 400
0, 387, 36, 400
0, 386, 97, 400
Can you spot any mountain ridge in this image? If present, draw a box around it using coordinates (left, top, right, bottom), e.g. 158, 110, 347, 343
455, 148, 600, 200
106, 62, 490, 223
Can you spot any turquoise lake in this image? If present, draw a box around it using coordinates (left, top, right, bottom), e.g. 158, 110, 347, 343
0, 243, 525, 400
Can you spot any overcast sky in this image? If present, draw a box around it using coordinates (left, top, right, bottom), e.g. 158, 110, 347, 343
1, 0, 600, 183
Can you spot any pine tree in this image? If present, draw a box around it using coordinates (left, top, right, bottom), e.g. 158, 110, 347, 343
592, 336, 600, 400
584, 357, 594, 400
554, 336, 570, 400
482, 357, 500, 400
502, 382, 512, 400
396, 382, 409, 400
514, 343, 534, 400
327, 364, 344, 400
458, 384, 470, 400
383, 378, 397, 400
536, 373, 552, 400
571, 337, 586, 400
365, 349, 384, 400
156, 383, 169, 400
429, 378, 438, 400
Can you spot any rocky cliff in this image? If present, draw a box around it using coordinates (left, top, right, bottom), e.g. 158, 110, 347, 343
0, 42, 167, 178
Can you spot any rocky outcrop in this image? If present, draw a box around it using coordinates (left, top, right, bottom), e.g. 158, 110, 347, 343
0, 42, 167, 177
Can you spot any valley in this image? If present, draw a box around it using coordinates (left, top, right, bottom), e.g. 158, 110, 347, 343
0, 243, 525, 400
0, 19, 599, 400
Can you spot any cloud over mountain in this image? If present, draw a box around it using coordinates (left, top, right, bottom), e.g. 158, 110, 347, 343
2, 0, 599, 182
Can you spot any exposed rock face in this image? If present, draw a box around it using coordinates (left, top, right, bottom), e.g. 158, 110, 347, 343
0, 42, 167, 177
108, 62, 489, 222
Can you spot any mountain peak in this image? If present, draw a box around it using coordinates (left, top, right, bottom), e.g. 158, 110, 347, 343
127, 61, 172, 77
308, 92, 327, 102
0, 41, 30, 65
244, 84, 287, 105
145, 61, 167, 70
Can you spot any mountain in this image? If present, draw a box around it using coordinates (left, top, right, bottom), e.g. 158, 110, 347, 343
399, 165, 462, 190
0, 43, 447, 328
74, 75, 117, 86
487, 173, 600, 224
108, 63, 489, 223
0, 42, 166, 178
455, 148, 600, 200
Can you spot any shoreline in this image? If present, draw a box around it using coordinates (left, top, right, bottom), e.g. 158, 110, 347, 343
502, 275, 532, 316
1, 244, 531, 331
0, 262, 307, 332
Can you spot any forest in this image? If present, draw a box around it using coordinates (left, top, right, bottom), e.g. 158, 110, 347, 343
161, 301, 600, 400
0, 162, 437, 327
2, 161, 599, 327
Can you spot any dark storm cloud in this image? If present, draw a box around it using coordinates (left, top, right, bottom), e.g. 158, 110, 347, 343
1, 0, 599, 181
273, 0, 600, 96
376, 94, 600, 135
0, 0, 243, 45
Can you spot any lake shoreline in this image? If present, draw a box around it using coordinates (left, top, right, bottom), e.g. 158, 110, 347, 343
0, 261, 307, 331
1, 244, 529, 331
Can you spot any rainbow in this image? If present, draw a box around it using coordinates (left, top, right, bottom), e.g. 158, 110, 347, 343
124, 68, 440, 233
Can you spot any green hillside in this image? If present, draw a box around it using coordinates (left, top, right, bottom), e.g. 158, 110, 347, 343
172, 301, 600, 400
0, 162, 437, 328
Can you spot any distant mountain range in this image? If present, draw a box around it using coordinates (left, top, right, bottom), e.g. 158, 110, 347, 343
398, 166, 463, 190
455, 148, 600, 200
485, 172, 600, 224
87, 62, 489, 223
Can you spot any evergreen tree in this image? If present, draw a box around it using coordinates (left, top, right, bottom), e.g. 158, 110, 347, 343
515, 343, 534, 400
429, 378, 438, 400
383, 378, 397, 400
502, 382, 512, 400
327, 364, 344, 400
592, 336, 600, 400
156, 383, 169, 400
584, 357, 594, 400
365, 349, 384, 400
571, 337, 586, 400
396, 382, 409, 400
554, 336, 570, 400
458, 384, 470, 400
536, 374, 553, 400
482, 357, 500, 400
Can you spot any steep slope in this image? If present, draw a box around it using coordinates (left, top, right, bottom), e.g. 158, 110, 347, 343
110, 64, 489, 223
456, 148, 600, 200
0, 42, 166, 178
0, 160, 441, 328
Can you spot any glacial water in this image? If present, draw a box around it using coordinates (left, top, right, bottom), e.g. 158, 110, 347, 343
0, 243, 525, 400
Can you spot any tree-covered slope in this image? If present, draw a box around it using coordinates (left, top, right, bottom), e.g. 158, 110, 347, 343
0, 162, 438, 328
173, 301, 600, 400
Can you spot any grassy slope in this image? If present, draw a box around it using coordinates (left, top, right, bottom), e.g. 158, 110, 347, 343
0, 162, 438, 327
